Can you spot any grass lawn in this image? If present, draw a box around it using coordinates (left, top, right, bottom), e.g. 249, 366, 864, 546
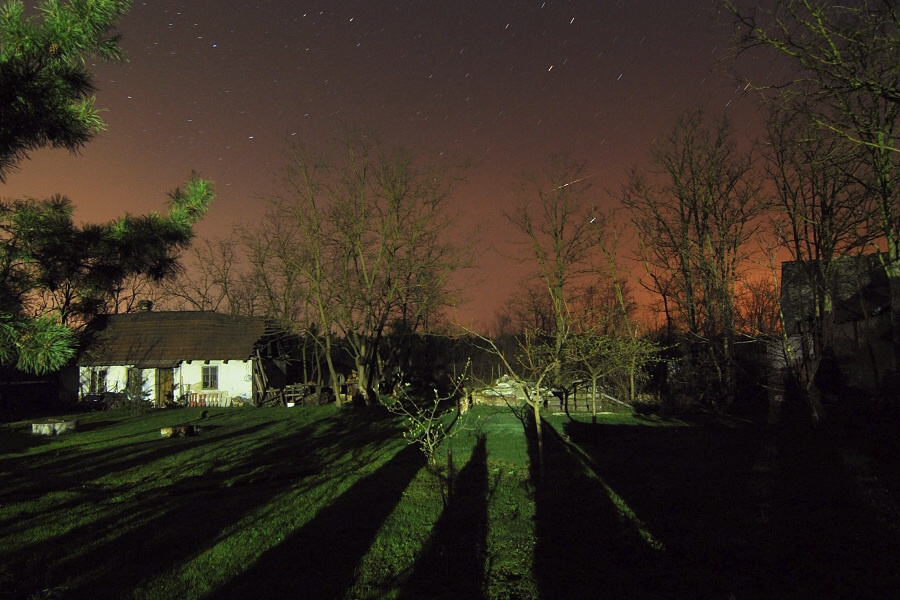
1, 403, 898, 599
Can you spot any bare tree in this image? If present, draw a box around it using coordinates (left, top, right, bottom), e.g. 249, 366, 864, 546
496, 281, 556, 337
257, 131, 471, 404
726, 0, 900, 368
566, 330, 659, 420
467, 325, 557, 478
507, 156, 606, 388
156, 237, 255, 314
240, 205, 318, 326
621, 109, 766, 406
725, 0, 899, 153
566, 234, 661, 416
473, 157, 608, 474
735, 275, 781, 339
763, 105, 874, 414
765, 106, 873, 284
276, 141, 346, 396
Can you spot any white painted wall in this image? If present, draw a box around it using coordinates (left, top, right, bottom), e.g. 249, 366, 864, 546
177, 360, 254, 405
79, 365, 132, 397
79, 359, 254, 407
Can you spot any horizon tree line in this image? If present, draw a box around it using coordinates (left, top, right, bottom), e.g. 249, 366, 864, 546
2, 0, 896, 421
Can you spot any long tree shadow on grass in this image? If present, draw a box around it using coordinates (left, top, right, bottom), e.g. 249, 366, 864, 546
397, 435, 489, 599
561, 412, 900, 598
526, 416, 670, 600
0, 421, 277, 536
556, 416, 769, 599
2, 409, 406, 598
764, 407, 900, 597
2, 421, 285, 597
210, 442, 426, 599
0, 426, 55, 453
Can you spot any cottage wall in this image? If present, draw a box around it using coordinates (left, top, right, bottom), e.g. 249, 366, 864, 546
177, 359, 253, 405
80, 359, 254, 407
79, 365, 132, 397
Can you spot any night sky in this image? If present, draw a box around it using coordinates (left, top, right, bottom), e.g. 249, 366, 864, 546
2, 0, 767, 326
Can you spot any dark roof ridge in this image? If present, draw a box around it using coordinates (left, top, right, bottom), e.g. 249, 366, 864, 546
79, 310, 272, 367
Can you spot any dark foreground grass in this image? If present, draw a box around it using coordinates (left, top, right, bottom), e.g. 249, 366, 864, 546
1, 404, 898, 599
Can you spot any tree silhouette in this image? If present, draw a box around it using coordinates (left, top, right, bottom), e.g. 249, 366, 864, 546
0, 1, 214, 374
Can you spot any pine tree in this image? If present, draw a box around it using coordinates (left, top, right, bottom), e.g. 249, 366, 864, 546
0, 0, 132, 180
0, 1, 214, 374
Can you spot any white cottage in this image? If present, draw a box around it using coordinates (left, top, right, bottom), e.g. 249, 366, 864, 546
78, 311, 292, 407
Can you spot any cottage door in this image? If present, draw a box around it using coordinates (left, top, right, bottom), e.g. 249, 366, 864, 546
156, 368, 175, 408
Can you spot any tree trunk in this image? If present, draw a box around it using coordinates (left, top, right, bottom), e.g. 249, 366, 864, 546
531, 395, 544, 479
518, 378, 547, 480
322, 333, 342, 406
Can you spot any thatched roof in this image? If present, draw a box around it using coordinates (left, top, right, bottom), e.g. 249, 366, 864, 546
79, 311, 269, 368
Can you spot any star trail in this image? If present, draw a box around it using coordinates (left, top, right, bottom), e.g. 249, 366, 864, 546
2, 0, 763, 324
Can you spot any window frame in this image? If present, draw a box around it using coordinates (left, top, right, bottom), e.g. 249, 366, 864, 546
202, 365, 219, 390
90, 368, 108, 394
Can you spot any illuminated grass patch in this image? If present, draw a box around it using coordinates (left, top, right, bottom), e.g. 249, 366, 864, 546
2, 404, 897, 598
